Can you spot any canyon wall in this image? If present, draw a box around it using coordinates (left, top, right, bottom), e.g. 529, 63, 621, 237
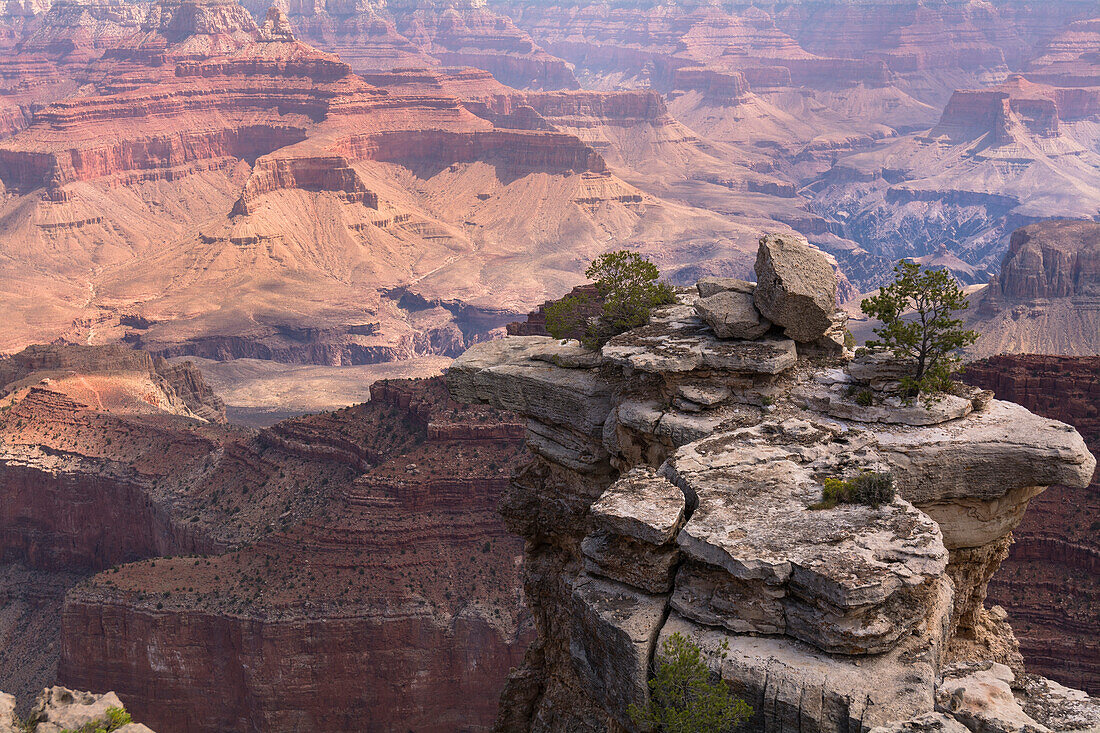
52, 376, 533, 733
963, 355, 1100, 695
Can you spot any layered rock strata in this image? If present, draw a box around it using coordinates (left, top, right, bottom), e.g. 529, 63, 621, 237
55, 376, 532, 733
963, 355, 1100, 695
447, 235, 1097, 732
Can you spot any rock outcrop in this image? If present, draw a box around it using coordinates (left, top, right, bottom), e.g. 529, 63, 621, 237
447, 236, 1097, 732
2, 686, 154, 733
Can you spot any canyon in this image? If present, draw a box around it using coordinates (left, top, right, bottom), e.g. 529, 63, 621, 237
963, 354, 1100, 695
1, 0, 1099, 378
0, 344, 531, 730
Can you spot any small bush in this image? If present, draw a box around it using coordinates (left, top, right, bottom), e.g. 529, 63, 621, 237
629, 632, 752, 733
60, 707, 132, 733
547, 251, 676, 349
854, 389, 874, 407
810, 472, 895, 510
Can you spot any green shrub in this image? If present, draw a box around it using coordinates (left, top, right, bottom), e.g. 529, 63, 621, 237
849, 472, 896, 507
60, 707, 132, 733
547, 251, 676, 349
628, 632, 752, 733
810, 472, 895, 510
854, 389, 874, 407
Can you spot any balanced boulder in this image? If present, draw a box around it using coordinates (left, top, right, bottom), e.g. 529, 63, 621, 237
754, 234, 837, 342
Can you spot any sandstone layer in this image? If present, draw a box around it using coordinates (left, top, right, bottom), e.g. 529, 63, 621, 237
447, 234, 1097, 732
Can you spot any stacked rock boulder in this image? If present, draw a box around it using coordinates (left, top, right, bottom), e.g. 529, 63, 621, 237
447, 234, 1099, 733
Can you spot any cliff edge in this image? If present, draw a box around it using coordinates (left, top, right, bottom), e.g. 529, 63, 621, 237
447, 234, 1098, 733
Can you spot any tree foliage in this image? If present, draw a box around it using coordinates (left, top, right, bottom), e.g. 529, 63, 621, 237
629, 632, 753, 733
860, 261, 978, 398
546, 251, 676, 349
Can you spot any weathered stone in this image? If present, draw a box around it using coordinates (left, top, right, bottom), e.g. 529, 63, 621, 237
937, 663, 1049, 733
28, 688, 127, 733
602, 306, 797, 375
696, 277, 756, 298
590, 467, 685, 545
849, 352, 919, 385
661, 591, 951, 732
582, 532, 680, 594
870, 714, 972, 733
1015, 673, 1100, 732
667, 435, 949, 655
0, 694, 16, 733
799, 385, 975, 425
570, 575, 667, 730
675, 384, 731, 407
670, 560, 785, 634
694, 290, 771, 340
448, 336, 613, 436
876, 401, 1097, 505
754, 234, 837, 343
526, 419, 609, 473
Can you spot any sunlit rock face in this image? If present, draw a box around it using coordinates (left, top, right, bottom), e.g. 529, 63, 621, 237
448, 233, 1097, 732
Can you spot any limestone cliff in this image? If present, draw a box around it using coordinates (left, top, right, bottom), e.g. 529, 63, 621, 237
447, 234, 1098, 733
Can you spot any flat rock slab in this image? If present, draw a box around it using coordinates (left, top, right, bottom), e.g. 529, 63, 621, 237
590, 467, 685, 545
666, 429, 948, 655
754, 234, 837, 343
874, 401, 1097, 505
447, 336, 613, 436
570, 574, 668, 729
697, 277, 756, 298
799, 385, 975, 426
602, 306, 797, 375
695, 290, 771, 340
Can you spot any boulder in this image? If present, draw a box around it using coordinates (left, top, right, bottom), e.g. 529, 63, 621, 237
696, 276, 756, 298
694, 290, 772, 340
753, 234, 837, 343
589, 467, 685, 545
570, 575, 667, 729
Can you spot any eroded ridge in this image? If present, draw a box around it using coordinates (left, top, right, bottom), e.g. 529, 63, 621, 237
446, 234, 1098, 733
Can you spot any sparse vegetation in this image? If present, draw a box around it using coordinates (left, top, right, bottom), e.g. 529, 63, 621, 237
59, 706, 132, 733
629, 632, 752, 733
546, 251, 676, 349
810, 472, 896, 510
861, 261, 978, 399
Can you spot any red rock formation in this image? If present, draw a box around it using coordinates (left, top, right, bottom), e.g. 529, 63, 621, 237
996, 219, 1100, 300
56, 377, 532, 733
962, 355, 1100, 694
